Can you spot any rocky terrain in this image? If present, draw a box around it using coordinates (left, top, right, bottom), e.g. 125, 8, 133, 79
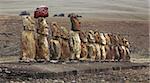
0, 68, 149, 83
0, 62, 149, 83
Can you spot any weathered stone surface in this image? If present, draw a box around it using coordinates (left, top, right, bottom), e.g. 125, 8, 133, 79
0, 62, 148, 81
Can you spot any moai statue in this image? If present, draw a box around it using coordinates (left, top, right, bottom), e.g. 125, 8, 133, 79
105, 33, 116, 61
87, 30, 97, 61
113, 34, 121, 61
20, 11, 36, 62
94, 31, 101, 61
104, 33, 111, 60
79, 31, 88, 61
34, 6, 50, 61
69, 13, 81, 60
36, 17, 50, 61
59, 26, 71, 61
115, 34, 126, 61
104, 33, 116, 61
49, 22, 61, 60
99, 32, 107, 60
122, 37, 130, 61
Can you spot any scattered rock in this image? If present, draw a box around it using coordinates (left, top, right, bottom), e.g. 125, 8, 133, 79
101, 79, 105, 82
0, 68, 2, 72
71, 80, 76, 83
53, 80, 64, 83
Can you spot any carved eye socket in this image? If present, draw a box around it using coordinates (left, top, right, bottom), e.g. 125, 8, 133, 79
94, 32, 97, 34
53, 23, 56, 26
40, 19, 44, 22
44, 7, 48, 10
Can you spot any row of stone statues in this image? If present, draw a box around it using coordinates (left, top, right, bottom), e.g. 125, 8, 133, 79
20, 13, 130, 62
20, 15, 50, 62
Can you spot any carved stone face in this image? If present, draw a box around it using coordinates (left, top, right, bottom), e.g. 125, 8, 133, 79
108, 33, 116, 45
104, 33, 111, 45
60, 26, 69, 40
22, 15, 28, 20
22, 15, 29, 26
38, 18, 49, 35
39, 18, 49, 28
114, 34, 124, 46
94, 31, 101, 43
99, 32, 106, 45
70, 14, 81, 31
22, 15, 35, 31
87, 30, 95, 43
51, 22, 61, 37
122, 38, 130, 48
79, 31, 87, 43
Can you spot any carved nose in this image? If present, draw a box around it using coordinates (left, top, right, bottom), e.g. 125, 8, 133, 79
45, 24, 49, 28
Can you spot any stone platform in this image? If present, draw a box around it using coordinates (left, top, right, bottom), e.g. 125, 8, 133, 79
0, 61, 149, 80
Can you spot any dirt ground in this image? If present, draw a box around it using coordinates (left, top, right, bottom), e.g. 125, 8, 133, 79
52, 68, 149, 83
0, 61, 149, 83
0, 63, 149, 83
